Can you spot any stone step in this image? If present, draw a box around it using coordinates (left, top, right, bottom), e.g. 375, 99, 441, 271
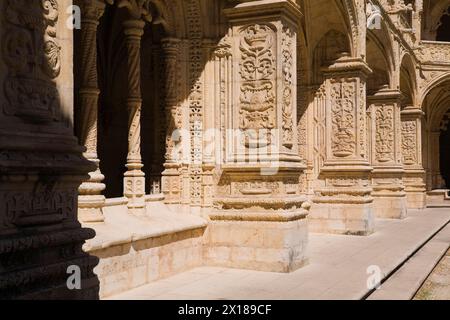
366, 223, 450, 300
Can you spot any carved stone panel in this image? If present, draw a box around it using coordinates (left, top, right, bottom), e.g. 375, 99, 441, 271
374, 105, 395, 163
2, 0, 61, 121
329, 79, 358, 158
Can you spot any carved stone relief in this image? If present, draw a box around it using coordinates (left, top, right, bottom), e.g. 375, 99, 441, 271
2, 0, 61, 121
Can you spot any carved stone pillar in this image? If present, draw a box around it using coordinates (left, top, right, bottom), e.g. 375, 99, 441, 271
206, 0, 310, 273
368, 88, 407, 219
0, 0, 99, 298
401, 106, 426, 208
123, 19, 146, 215
310, 55, 374, 235
161, 38, 182, 203
77, 0, 107, 223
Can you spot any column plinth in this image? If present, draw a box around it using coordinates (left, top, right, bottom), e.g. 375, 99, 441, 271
310, 56, 375, 235
368, 88, 407, 219
401, 106, 426, 209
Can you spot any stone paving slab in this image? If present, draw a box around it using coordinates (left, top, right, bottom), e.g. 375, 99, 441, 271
367, 223, 450, 300
414, 249, 450, 300
108, 209, 450, 300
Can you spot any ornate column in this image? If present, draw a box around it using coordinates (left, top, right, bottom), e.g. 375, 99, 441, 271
123, 18, 146, 215
311, 55, 374, 235
367, 88, 407, 218
77, 0, 107, 223
0, 0, 99, 298
161, 38, 182, 203
206, 0, 310, 273
401, 106, 426, 208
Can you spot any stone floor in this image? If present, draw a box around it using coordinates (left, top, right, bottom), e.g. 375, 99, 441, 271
108, 209, 450, 300
414, 249, 450, 300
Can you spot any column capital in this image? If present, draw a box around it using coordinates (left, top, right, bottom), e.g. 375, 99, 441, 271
122, 19, 146, 38
161, 38, 180, 55
117, 0, 152, 22
323, 54, 373, 79
224, 0, 302, 22
401, 105, 425, 118
367, 86, 402, 103
78, 0, 109, 23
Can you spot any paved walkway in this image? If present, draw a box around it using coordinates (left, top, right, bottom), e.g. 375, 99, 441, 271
109, 209, 450, 300
415, 249, 450, 300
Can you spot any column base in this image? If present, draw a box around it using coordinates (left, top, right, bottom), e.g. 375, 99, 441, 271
124, 168, 146, 216
161, 162, 181, 204
404, 170, 427, 209
206, 211, 308, 273
372, 195, 407, 219
371, 171, 407, 219
309, 203, 374, 235
78, 166, 106, 223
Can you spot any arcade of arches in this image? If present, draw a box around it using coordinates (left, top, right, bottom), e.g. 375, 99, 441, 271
1, 0, 450, 299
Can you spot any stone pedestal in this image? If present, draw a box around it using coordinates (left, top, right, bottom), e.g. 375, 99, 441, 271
206, 216, 308, 272
162, 163, 181, 203
310, 56, 374, 235
368, 88, 407, 219
211, 166, 310, 272
401, 106, 426, 209
209, 0, 310, 272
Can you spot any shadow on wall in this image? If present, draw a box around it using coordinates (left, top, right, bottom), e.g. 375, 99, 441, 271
0, 0, 99, 299
440, 127, 450, 188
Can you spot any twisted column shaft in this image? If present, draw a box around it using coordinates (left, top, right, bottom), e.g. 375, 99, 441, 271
78, 0, 107, 223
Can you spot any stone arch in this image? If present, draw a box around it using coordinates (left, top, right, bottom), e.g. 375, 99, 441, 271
305, 0, 354, 65
399, 53, 417, 107
420, 71, 450, 102
422, 0, 450, 40
436, 4, 450, 41
422, 75, 450, 190
339, 0, 362, 57
366, 22, 396, 94
312, 30, 350, 83
425, 77, 450, 131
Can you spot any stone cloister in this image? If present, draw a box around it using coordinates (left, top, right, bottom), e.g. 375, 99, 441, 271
1, 0, 450, 299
